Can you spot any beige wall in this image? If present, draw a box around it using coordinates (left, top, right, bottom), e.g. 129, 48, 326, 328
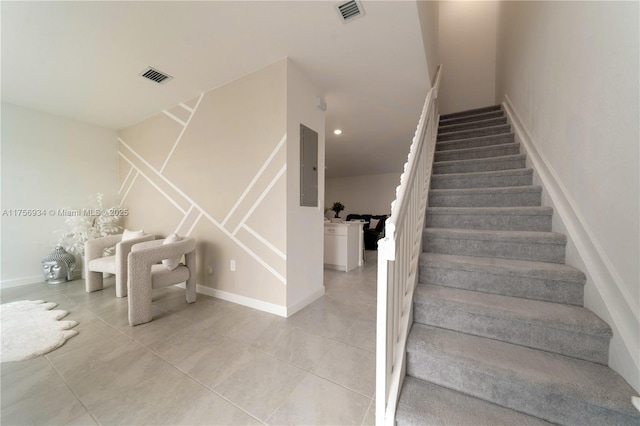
416, 0, 439, 85
496, 1, 639, 392
438, 0, 498, 114
119, 59, 324, 315
286, 61, 326, 314
325, 172, 400, 220
1, 103, 118, 286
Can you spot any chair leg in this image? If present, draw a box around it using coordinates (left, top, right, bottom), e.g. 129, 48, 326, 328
85, 271, 104, 293
128, 280, 153, 326
186, 281, 196, 304
115, 274, 127, 298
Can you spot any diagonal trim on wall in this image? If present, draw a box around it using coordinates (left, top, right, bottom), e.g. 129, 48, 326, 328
242, 224, 286, 260
200, 208, 287, 283
233, 164, 286, 236
119, 137, 287, 284
186, 212, 203, 237
178, 103, 194, 113
119, 139, 192, 212
162, 110, 187, 127
222, 134, 287, 227
174, 205, 198, 235
118, 151, 188, 214
119, 170, 139, 207
119, 165, 134, 195
160, 92, 204, 173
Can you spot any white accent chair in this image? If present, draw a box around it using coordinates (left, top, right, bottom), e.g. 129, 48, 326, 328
84, 233, 155, 297
127, 237, 196, 326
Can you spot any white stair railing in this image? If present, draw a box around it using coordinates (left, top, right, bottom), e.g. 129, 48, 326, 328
376, 65, 441, 426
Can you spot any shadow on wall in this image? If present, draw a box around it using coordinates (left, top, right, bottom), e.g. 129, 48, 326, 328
196, 240, 220, 285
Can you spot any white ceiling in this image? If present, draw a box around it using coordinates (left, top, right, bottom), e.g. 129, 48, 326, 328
1, 1, 429, 178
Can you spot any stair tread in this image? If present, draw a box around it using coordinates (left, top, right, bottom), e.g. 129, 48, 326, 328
414, 284, 611, 337
438, 110, 505, 127
440, 105, 502, 121
434, 153, 526, 166
424, 227, 566, 244
407, 324, 640, 418
436, 142, 519, 156
419, 252, 585, 283
397, 377, 552, 426
439, 117, 509, 134
432, 168, 533, 180
430, 185, 542, 195
437, 124, 512, 141
427, 206, 553, 216
436, 133, 515, 152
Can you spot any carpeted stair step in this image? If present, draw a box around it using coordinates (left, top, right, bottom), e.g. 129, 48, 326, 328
418, 252, 585, 305
436, 133, 515, 152
439, 109, 505, 127
434, 143, 520, 162
440, 105, 502, 121
433, 154, 526, 174
439, 116, 508, 134
406, 324, 640, 425
426, 206, 552, 231
431, 169, 534, 190
413, 284, 611, 363
437, 124, 512, 142
396, 377, 552, 426
429, 186, 542, 208
423, 228, 567, 264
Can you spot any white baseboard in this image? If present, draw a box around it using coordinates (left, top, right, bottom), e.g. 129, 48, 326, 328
175, 283, 324, 318
503, 96, 640, 391
286, 287, 325, 317
175, 283, 287, 317
0, 275, 43, 289
197, 285, 287, 317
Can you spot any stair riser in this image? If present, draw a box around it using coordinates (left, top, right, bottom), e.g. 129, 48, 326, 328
413, 302, 609, 364
429, 191, 542, 208
439, 117, 508, 134
435, 144, 520, 162
423, 235, 566, 264
406, 353, 637, 426
418, 263, 584, 305
433, 157, 526, 174
426, 212, 552, 232
431, 173, 533, 189
437, 125, 511, 142
397, 378, 553, 426
436, 133, 514, 151
440, 105, 502, 121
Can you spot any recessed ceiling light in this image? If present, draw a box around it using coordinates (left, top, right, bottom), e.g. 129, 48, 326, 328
334, 129, 342, 135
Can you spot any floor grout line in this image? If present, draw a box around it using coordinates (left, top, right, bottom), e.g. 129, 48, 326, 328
44, 355, 101, 425
3, 254, 379, 425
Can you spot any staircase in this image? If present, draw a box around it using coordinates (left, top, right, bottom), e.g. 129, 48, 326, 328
395, 105, 640, 425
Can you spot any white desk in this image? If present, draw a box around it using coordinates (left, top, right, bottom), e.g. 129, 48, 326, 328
324, 222, 364, 272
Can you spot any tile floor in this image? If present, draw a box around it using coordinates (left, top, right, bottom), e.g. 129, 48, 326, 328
1, 252, 378, 425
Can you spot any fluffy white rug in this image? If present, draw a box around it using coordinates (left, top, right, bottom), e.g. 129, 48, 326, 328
1, 300, 79, 362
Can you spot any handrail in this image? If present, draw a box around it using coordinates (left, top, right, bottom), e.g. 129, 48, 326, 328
375, 65, 441, 426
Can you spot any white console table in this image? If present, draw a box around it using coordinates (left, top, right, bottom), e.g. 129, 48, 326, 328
324, 222, 364, 272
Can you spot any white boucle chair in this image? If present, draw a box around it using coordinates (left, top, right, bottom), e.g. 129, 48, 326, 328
84, 232, 155, 297
127, 237, 196, 326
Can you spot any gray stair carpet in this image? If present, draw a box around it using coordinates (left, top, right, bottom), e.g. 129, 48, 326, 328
396, 105, 640, 425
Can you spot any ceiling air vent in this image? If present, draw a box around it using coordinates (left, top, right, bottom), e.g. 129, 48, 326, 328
336, 0, 365, 23
139, 67, 173, 84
